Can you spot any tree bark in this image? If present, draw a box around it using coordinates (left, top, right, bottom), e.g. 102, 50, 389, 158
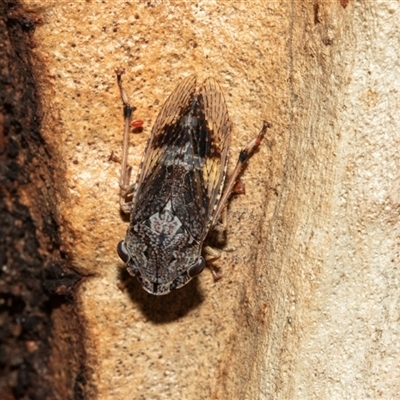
5, 1, 399, 398
0, 1, 85, 399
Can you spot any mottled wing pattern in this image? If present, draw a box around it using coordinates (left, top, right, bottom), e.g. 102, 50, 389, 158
132, 76, 231, 242
197, 78, 231, 228
136, 76, 197, 188
168, 77, 231, 241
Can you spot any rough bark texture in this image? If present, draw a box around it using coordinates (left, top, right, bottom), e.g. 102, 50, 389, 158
0, 1, 85, 399
4, 0, 399, 399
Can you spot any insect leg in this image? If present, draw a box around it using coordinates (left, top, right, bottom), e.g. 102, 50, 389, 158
213, 206, 228, 232
213, 181, 245, 232
115, 69, 136, 213
211, 121, 272, 228
203, 246, 223, 282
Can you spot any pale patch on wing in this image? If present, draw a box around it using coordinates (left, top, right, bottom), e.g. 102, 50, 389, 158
202, 158, 220, 200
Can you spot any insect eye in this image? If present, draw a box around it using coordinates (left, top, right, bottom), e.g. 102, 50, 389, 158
187, 257, 205, 278
117, 240, 130, 263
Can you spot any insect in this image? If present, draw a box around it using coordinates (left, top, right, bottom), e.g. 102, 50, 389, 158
115, 69, 271, 295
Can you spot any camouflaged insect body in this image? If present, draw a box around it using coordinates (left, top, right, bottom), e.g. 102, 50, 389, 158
118, 77, 231, 295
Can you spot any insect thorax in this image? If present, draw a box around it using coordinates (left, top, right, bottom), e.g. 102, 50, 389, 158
124, 200, 203, 293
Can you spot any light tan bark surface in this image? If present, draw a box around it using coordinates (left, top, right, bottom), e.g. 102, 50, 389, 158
26, 1, 399, 398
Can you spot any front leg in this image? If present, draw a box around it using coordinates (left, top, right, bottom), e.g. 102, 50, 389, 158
115, 69, 137, 214
211, 121, 272, 228
203, 246, 223, 282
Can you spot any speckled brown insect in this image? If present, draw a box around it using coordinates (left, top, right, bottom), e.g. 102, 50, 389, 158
115, 70, 271, 295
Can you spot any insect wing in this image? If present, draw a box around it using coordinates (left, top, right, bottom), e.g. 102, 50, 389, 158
131, 76, 196, 222
132, 77, 231, 242
136, 76, 197, 188
197, 77, 231, 231
166, 77, 231, 241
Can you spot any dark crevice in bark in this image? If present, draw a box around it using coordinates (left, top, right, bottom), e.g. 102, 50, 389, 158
0, 1, 86, 399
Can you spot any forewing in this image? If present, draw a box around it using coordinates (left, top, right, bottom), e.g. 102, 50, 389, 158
132, 76, 231, 242
137, 76, 197, 188
169, 77, 231, 240
197, 77, 231, 228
